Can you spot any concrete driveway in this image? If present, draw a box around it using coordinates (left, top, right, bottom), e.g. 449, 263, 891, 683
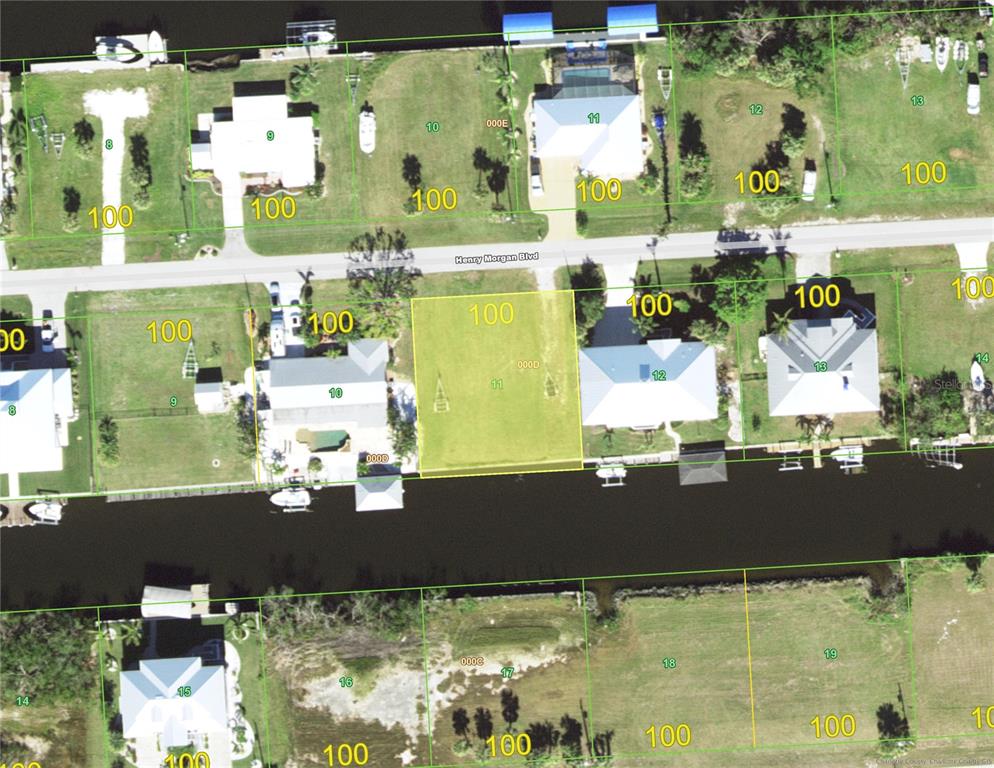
532, 156, 577, 240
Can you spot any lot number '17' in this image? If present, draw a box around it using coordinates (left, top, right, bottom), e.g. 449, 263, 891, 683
470, 302, 513, 326
324, 743, 369, 766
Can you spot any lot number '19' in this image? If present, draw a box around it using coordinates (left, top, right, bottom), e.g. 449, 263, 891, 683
470, 302, 513, 326
412, 187, 457, 212
577, 177, 622, 203
252, 196, 297, 220
735, 170, 780, 194
900, 161, 946, 186
645, 723, 692, 748
0, 327, 27, 353
486, 734, 532, 757
324, 743, 369, 766
89, 204, 134, 229
809, 714, 855, 739
308, 310, 355, 335
972, 705, 994, 729
146, 319, 192, 344
164, 753, 210, 768
952, 275, 994, 301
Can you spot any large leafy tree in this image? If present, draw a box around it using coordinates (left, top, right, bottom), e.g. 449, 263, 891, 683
906, 371, 969, 440
709, 256, 765, 326
288, 62, 321, 100
0, 612, 98, 703
569, 258, 606, 345
346, 227, 421, 339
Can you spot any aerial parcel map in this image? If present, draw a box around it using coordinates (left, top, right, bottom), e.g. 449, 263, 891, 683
0, 1, 992, 767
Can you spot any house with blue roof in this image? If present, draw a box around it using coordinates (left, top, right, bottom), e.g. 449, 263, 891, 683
579, 339, 719, 429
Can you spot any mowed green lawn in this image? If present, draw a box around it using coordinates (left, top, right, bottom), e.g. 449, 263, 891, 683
747, 577, 912, 747
85, 290, 259, 490
424, 592, 589, 765
22, 67, 192, 261
899, 268, 994, 379
585, 581, 754, 756
412, 291, 582, 476
909, 557, 994, 738
836, 39, 994, 214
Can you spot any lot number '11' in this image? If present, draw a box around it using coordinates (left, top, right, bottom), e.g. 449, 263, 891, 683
324, 743, 369, 766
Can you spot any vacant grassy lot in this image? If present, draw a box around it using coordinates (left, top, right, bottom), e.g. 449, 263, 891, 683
262, 593, 431, 768
2, 78, 31, 242
747, 576, 912, 747
0, 294, 33, 320
909, 556, 994, 739
899, 268, 994, 379
23, 66, 191, 244
833, 246, 960, 278
586, 578, 753, 757
424, 590, 590, 765
412, 291, 582, 476
836, 38, 994, 216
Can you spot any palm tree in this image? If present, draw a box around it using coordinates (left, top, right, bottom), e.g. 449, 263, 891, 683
5, 108, 26, 155
230, 611, 256, 642
770, 308, 794, 340
289, 62, 321, 100
119, 619, 143, 647
471, 147, 491, 188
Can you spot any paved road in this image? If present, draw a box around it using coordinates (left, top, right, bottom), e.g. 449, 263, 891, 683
2, 216, 991, 302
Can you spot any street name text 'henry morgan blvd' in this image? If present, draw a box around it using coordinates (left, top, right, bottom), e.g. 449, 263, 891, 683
454, 252, 540, 265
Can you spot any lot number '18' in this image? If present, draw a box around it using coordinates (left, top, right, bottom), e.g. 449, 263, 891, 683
952, 275, 994, 301
735, 170, 780, 194
470, 302, 513, 326
794, 284, 840, 309
577, 177, 622, 203
645, 723, 692, 748
0, 328, 27, 353
308, 310, 355, 335
900, 161, 946, 186
809, 714, 855, 739
324, 743, 369, 766
412, 187, 457, 211
164, 753, 210, 768
486, 734, 532, 757
89, 204, 134, 229
252, 196, 297, 220
972, 705, 994, 729
146, 319, 192, 344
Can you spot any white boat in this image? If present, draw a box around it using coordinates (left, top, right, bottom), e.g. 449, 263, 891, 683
27, 501, 63, 525
595, 465, 627, 487
919, 40, 933, 64
657, 66, 673, 101
935, 36, 950, 72
270, 488, 311, 511
358, 109, 376, 155
954, 39, 969, 74
971, 360, 986, 392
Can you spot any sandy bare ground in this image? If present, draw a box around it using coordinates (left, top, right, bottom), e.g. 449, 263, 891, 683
83, 88, 149, 266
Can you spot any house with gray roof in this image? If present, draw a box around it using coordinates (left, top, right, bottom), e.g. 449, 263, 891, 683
766, 317, 880, 417
579, 338, 718, 429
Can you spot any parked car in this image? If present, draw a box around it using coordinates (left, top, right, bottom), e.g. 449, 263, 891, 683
967, 72, 981, 115
530, 156, 543, 197
269, 281, 281, 307
287, 299, 303, 331
40, 309, 55, 352
979, 52, 989, 78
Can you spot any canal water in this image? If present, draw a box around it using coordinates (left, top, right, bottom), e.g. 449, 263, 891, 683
3, 450, 992, 610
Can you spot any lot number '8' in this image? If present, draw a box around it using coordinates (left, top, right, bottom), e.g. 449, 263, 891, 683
486, 734, 532, 757
645, 723, 692, 748
324, 743, 369, 766
809, 714, 855, 739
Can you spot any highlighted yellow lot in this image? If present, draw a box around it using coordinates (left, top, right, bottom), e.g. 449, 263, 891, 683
412, 291, 583, 477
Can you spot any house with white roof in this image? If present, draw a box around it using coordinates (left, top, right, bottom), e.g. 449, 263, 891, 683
0, 367, 74, 476
533, 76, 643, 180
579, 339, 718, 429
766, 317, 880, 417
120, 656, 231, 767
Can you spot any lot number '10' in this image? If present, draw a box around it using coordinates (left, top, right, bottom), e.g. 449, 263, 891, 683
901, 161, 946, 186
89, 204, 133, 229
735, 170, 780, 194
470, 302, 513, 326
972, 705, 994, 729
164, 753, 210, 768
324, 743, 368, 766
412, 187, 457, 212
809, 714, 855, 739
146, 319, 192, 344
486, 734, 532, 757
645, 723, 692, 748
252, 196, 297, 220
577, 177, 622, 203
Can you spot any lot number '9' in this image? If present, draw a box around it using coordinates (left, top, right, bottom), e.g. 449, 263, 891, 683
627, 292, 672, 318
901, 161, 946, 186
735, 170, 780, 194
470, 302, 513, 326
324, 743, 369, 766
0, 327, 27, 353
486, 733, 532, 757
146, 319, 192, 344
809, 714, 855, 739
645, 723, 692, 748
412, 186, 457, 212
972, 705, 994, 729
308, 310, 355, 335
164, 753, 210, 768
89, 204, 134, 229
577, 177, 622, 203
252, 196, 297, 220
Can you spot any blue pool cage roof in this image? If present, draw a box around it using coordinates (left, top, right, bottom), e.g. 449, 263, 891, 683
607, 4, 659, 37
503, 12, 555, 43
